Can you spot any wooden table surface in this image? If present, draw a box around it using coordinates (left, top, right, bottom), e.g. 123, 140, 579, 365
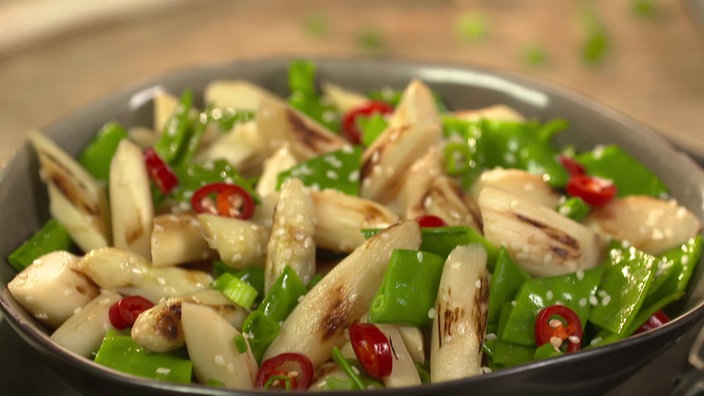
1, 0, 703, 166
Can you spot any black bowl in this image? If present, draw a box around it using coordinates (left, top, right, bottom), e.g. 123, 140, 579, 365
1, 58, 703, 396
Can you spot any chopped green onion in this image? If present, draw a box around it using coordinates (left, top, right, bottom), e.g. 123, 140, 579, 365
213, 273, 258, 309
233, 334, 248, 354
264, 375, 293, 390
331, 346, 365, 390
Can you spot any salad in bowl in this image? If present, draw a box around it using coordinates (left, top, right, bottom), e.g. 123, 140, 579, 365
1, 58, 702, 395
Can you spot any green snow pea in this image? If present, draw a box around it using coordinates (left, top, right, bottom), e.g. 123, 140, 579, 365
533, 342, 564, 360
442, 117, 570, 188
589, 245, 657, 335
420, 226, 498, 266
369, 249, 445, 327
78, 121, 128, 181
94, 330, 192, 384
500, 266, 604, 346
7, 219, 72, 272
625, 235, 702, 335
241, 266, 307, 362
487, 248, 531, 327
491, 340, 535, 367
204, 105, 254, 132
574, 145, 668, 198
153, 89, 203, 167
287, 60, 340, 132
276, 145, 362, 195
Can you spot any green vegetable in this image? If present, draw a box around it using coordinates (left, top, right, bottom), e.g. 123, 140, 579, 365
369, 249, 445, 327
277, 146, 362, 195
487, 248, 531, 327
233, 334, 248, 354
533, 342, 563, 360
240, 266, 307, 362
556, 196, 591, 221
78, 122, 128, 181
7, 219, 72, 272
204, 106, 254, 132
420, 226, 498, 266
491, 340, 535, 367
94, 330, 192, 384
625, 236, 702, 335
154, 89, 199, 166
575, 145, 668, 197
415, 361, 431, 384
589, 245, 657, 335
212, 263, 265, 304
359, 113, 389, 147
356, 27, 385, 51
522, 45, 550, 68
213, 273, 259, 309
442, 117, 570, 188
287, 60, 340, 132
500, 266, 604, 346
331, 346, 384, 390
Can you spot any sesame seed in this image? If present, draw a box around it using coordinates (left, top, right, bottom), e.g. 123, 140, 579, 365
326, 170, 339, 180
550, 336, 563, 349
214, 355, 225, 366
417, 251, 424, 262
575, 270, 584, 281
428, 308, 436, 319
443, 335, 453, 343
568, 335, 581, 344
156, 367, 172, 375
546, 291, 554, 300
485, 333, 497, 341
475, 279, 482, 288
601, 295, 611, 306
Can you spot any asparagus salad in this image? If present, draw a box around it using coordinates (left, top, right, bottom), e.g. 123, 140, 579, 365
6, 60, 702, 391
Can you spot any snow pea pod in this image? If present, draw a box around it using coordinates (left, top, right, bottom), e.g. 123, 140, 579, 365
277, 145, 362, 195
589, 245, 657, 335
241, 266, 307, 362
154, 89, 198, 166
500, 266, 603, 346
169, 159, 256, 205
419, 226, 498, 266
625, 235, 702, 335
287, 59, 340, 132
94, 330, 192, 384
7, 219, 71, 272
491, 340, 535, 368
368, 249, 444, 327
78, 121, 128, 181
556, 196, 590, 221
442, 117, 570, 188
487, 247, 531, 327
575, 144, 668, 198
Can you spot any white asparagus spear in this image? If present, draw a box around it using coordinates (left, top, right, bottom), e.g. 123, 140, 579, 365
360, 80, 442, 203
204, 80, 283, 112
265, 178, 316, 291
256, 145, 298, 198
263, 220, 421, 367
110, 139, 154, 260
452, 104, 525, 122
78, 247, 212, 303
151, 213, 215, 267
153, 89, 179, 134
131, 289, 248, 353
256, 97, 347, 161
479, 186, 603, 277
398, 146, 443, 219
50, 290, 121, 357
430, 244, 489, 383
181, 302, 257, 389
397, 326, 426, 364
310, 189, 399, 253
8, 251, 99, 328
321, 81, 368, 114
419, 176, 481, 229
198, 214, 268, 270
196, 121, 268, 175
586, 195, 702, 255
376, 324, 422, 388
29, 131, 111, 251
470, 168, 560, 208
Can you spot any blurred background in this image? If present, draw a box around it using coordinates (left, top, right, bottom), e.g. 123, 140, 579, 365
1, 0, 703, 165
0, 0, 703, 395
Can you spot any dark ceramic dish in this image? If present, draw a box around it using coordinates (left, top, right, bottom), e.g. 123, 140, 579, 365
1, 58, 703, 396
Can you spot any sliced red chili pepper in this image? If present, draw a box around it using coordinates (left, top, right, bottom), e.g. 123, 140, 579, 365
566, 174, 617, 206
143, 147, 179, 194
559, 154, 586, 176
349, 323, 393, 378
191, 182, 255, 220
341, 100, 394, 144
535, 304, 583, 353
416, 214, 447, 228
634, 310, 670, 334
109, 295, 154, 329
255, 352, 314, 390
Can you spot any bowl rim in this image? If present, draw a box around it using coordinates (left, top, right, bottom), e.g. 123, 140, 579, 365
1, 55, 704, 394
